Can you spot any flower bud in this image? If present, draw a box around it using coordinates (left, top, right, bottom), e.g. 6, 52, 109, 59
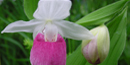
82, 24, 110, 64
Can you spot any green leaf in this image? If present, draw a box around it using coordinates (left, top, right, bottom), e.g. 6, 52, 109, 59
0, 36, 28, 57
24, 0, 39, 19
76, 0, 128, 26
99, 6, 127, 65
66, 45, 87, 65
85, 7, 127, 65
67, 6, 127, 65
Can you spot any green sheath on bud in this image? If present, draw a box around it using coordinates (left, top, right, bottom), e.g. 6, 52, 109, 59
82, 24, 110, 64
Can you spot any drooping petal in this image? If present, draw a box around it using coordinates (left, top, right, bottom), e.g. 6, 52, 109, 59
1, 19, 43, 33
54, 20, 94, 40
30, 33, 66, 65
33, 0, 71, 20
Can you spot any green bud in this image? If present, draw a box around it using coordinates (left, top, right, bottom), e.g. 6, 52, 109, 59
82, 24, 110, 64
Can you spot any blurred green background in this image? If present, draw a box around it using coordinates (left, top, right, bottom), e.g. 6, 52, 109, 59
0, 0, 130, 65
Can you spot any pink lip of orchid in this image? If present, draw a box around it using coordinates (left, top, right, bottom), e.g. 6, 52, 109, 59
30, 33, 66, 65
1, 0, 94, 65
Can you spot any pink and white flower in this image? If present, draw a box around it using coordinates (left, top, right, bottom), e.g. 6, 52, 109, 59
2, 0, 94, 65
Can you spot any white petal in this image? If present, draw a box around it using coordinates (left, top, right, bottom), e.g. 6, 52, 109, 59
54, 20, 94, 40
33, 22, 45, 39
1, 19, 43, 33
33, 0, 71, 20
44, 23, 58, 42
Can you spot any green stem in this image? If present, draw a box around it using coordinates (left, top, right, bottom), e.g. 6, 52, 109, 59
68, 39, 72, 55
72, 40, 75, 52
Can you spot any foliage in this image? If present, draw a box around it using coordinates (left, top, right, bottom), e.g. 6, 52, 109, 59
0, 0, 130, 65
67, 1, 128, 65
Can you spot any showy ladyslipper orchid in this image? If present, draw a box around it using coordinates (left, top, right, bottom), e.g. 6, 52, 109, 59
82, 24, 110, 64
1, 0, 93, 40
1, 0, 94, 65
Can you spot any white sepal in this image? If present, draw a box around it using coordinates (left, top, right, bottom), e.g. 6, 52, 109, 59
33, 0, 71, 20
54, 20, 94, 40
33, 23, 45, 39
1, 19, 42, 33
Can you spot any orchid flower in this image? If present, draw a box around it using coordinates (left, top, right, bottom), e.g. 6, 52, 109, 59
1, 0, 94, 65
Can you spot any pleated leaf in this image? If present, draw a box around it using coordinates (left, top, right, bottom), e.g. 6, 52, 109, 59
100, 7, 127, 65
76, 0, 128, 26
85, 7, 127, 65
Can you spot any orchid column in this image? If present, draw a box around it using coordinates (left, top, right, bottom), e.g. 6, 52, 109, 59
1, 0, 93, 65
